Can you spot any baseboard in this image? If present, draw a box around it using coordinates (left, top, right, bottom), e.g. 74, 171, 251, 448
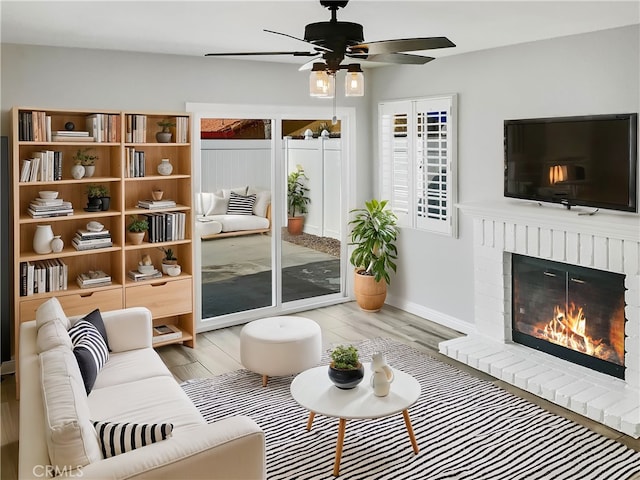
1, 359, 15, 375
386, 295, 477, 335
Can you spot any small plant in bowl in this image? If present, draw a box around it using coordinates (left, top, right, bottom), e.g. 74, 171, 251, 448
127, 216, 148, 245
73, 148, 99, 178
156, 119, 175, 143
158, 247, 178, 274
328, 344, 365, 389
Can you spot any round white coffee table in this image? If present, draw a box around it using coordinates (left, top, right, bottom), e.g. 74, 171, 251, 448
290, 362, 421, 477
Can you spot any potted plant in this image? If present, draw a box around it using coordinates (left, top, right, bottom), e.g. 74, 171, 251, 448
73, 148, 98, 177
328, 344, 365, 389
158, 247, 178, 274
85, 184, 105, 211
287, 165, 310, 235
156, 119, 175, 143
348, 199, 398, 312
127, 216, 148, 245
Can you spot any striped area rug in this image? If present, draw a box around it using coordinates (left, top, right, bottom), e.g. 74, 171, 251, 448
181, 338, 640, 480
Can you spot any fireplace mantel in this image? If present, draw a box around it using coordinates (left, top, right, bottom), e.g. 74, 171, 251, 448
440, 199, 640, 438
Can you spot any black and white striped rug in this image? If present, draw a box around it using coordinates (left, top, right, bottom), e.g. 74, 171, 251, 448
181, 338, 640, 480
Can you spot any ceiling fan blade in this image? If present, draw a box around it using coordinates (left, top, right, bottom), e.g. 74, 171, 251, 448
205, 51, 318, 57
350, 37, 455, 55
354, 52, 435, 65
298, 57, 323, 71
264, 29, 332, 52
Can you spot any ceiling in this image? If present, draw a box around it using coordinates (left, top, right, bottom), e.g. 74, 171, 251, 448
2, 1, 639, 68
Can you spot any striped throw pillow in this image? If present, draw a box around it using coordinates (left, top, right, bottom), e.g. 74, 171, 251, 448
93, 421, 173, 458
226, 192, 256, 215
68, 320, 109, 394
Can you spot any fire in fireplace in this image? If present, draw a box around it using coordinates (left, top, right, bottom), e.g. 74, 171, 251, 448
511, 254, 626, 379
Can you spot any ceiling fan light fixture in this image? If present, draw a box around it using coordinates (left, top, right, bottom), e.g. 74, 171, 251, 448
344, 64, 364, 97
309, 63, 334, 98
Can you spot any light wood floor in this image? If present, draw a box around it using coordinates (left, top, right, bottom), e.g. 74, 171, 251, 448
1, 302, 638, 479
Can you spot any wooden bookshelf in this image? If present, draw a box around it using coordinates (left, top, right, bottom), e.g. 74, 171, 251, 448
11, 107, 195, 392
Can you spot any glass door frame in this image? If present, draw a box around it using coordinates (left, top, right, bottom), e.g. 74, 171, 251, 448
187, 102, 356, 333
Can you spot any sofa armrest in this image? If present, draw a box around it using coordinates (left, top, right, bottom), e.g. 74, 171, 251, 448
65, 416, 265, 479
102, 307, 153, 352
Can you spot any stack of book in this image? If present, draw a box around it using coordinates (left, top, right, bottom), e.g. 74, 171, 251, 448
19, 150, 63, 182
28, 197, 73, 218
72, 229, 112, 251
127, 269, 162, 281
76, 270, 112, 289
136, 199, 176, 209
51, 130, 93, 142
152, 324, 182, 344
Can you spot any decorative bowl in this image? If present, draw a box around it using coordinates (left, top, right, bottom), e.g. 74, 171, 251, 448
166, 265, 181, 277
328, 364, 365, 390
86, 221, 104, 232
137, 265, 155, 275
39, 191, 58, 200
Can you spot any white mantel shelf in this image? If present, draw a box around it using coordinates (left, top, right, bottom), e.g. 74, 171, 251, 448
457, 200, 640, 243
441, 199, 640, 438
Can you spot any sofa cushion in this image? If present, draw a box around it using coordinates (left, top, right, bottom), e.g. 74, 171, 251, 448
196, 218, 223, 236
40, 346, 102, 468
92, 348, 173, 390
222, 186, 247, 198
68, 320, 109, 394
77, 308, 111, 352
247, 188, 271, 218
36, 297, 70, 330
37, 318, 72, 353
92, 421, 173, 458
227, 192, 256, 215
219, 214, 270, 232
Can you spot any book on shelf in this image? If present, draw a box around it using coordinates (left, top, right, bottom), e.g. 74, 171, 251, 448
28, 209, 73, 218
52, 130, 90, 136
32, 198, 64, 206
20, 259, 68, 296
127, 269, 162, 281
72, 234, 112, 245
77, 270, 112, 288
137, 199, 177, 209
52, 135, 95, 142
152, 324, 182, 344
72, 238, 113, 251
29, 201, 72, 211
75, 229, 111, 239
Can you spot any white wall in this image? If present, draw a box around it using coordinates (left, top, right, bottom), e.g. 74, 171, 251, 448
369, 25, 640, 332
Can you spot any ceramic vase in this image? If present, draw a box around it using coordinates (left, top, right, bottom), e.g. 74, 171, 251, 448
83, 165, 95, 177
50, 235, 64, 253
71, 164, 85, 179
157, 159, 173, 176
33, 225, 54, 254
370, 352, 394, 397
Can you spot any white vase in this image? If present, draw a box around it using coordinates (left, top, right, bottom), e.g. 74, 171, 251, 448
51, 235, 64, 253
71, 164, 85, 179
33, 225, 54, 254
83, 165, 95, 177
157, 159, 173, 176
370, 352, 394, 397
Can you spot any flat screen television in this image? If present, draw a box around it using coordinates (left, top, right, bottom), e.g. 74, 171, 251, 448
504, 113, 638, 212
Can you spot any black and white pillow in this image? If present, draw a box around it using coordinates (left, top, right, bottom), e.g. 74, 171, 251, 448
68, 320, 109, 394
81, 308, 111, 351
226, 191, 256, 215
92, 421, 173, 458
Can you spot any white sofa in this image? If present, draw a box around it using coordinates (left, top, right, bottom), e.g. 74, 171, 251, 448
196, 187, 271, 239
19, 298, 266, 479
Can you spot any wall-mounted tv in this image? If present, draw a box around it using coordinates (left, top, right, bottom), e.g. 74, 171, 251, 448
504, 113, 638, 212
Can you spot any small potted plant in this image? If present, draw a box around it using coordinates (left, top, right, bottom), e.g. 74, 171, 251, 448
156, 119, 175, 143
158, 247, 178, 274
349, 199, 398, 312
73, 148, 98, 177
328, 344, 365, 389
86, 184, 110, 211
127, 216, 148, 245
287, 165, 310, 235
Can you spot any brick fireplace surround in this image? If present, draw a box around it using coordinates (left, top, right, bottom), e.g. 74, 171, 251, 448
440, 200, 640, 438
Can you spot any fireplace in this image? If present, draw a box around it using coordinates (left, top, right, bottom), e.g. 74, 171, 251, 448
440, 200, 640, 438
511, 254, 626, 379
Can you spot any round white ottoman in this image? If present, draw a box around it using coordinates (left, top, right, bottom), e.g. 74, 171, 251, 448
240, 316, 322, 386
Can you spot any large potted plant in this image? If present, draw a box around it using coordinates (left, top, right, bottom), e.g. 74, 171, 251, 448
328, 344, 364, 389
348, 199, 398, 312
287, 165, 310, 235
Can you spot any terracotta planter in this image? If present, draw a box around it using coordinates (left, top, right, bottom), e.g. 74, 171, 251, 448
353, 268, 387, 312
287, 216, 305, 235
127, 231, 145, 245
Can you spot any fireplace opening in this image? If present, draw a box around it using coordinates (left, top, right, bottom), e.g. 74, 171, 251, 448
511, 254, 626, 379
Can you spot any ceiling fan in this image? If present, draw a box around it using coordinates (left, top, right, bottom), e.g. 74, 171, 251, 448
204, 0, 456, 73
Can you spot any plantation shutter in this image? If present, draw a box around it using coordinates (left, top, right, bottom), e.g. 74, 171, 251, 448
379, 95, 457, 237
380, 101, 412, 227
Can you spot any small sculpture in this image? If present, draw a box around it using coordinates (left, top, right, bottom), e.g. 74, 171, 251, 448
370, 352, 394, 397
